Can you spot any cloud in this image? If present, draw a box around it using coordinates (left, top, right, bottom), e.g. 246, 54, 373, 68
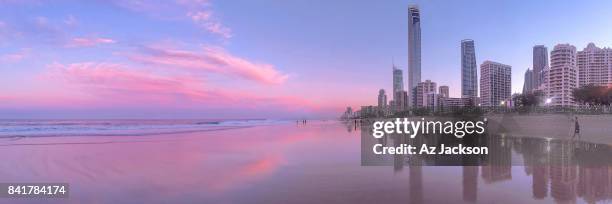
187, 10, 232, 39
14, 16, 67, 44
64, 15, 78, 26
128, 45, 288, 85
39, 62, 309, 111
0, 21, 24, 42
112, 0, 232, 39
67, 37, 116, 48
0, 48, 29, 62
0, 16, 69, 44
45, 62, 211, 104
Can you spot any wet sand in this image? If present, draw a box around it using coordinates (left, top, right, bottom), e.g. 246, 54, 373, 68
486, 114, 612, 144
0, 120, 610, 204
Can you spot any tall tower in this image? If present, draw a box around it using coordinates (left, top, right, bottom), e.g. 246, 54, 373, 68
461, 39, 478, 98
523, 68, 533, 94
408, 5, 421, 108
533, 45, 548, 90
549, 44, 577, 107
480, 61, 511, 107
392, 64, 404, 97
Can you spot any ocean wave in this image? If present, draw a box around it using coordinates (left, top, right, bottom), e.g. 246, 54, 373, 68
0, 119, 290, 138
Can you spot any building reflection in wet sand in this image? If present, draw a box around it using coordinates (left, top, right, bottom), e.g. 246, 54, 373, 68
355, 120, 612, 204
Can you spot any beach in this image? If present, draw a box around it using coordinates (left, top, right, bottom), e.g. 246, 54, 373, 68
0, 119, 611, 203
486, 114, 612, 144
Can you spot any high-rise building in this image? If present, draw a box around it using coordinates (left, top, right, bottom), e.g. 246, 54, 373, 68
408, 5, 421, 108
415, 80, 436, 108
378, 89, 387, 109
523, 68, 533, 94
548, 44, 577, 107
577, 43, 612, 87
533, 45, 549, 90
440, 97, 473, 112
461, 39, 478, 98
480, 61, 511, 107
426, 92, 439, 112
341, 107, 353, 119
439, 85, 449, 98
394, 91, 409, 112
392, 65, 404, 97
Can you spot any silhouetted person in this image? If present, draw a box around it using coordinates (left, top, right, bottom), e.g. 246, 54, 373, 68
572, 116, 580, 140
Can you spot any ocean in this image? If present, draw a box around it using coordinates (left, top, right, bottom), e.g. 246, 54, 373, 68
0, 119, 291, 137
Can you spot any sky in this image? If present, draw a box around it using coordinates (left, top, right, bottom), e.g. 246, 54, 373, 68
1, 0, 612, 119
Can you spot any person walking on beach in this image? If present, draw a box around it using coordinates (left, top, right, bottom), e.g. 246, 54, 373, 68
572, 116, 580, 140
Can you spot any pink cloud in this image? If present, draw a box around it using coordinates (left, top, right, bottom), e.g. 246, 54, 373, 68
187, 11, 232, 39
67, 37, 115, 48
33, 62, 312, 112
1, 48, 29, 62
45, 62, 211, 104
129, 45, 288, 85
111, 0, 232, 39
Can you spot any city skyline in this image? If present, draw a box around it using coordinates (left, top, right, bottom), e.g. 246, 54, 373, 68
2, 0, 612, 118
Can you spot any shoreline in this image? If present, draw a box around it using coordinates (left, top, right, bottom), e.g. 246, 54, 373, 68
354, 114, 612, 144
0, 125, 252, 139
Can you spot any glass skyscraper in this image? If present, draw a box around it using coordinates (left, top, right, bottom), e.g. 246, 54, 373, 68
408, 5, 421, 107
392, 65, 403, 96
461, 39, 477, 98
523, 68, 533, 94
532, 45, 548, 90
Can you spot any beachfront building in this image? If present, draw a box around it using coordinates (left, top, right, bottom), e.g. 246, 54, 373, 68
523, 68, 533, 94
548, 44, 578, 107
577, 43, 612, 87
377, 89, 387, 109
341, 107, 354, 119
462, 39, 478, 98
533, 45, 549, 91
407, 5, 421, 108
360, 106, 376, 118
439, 97, 473, 112
426, 92, 440, 112
439, 85, 449, 98
394, 90, 409, 112
480, 61, 511, 107
392, 65, 404, 112
415, 80, 436, 108
393, 65, 404, 95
